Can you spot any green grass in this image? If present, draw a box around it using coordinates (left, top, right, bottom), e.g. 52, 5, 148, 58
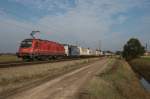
0, 55, 20, 62
140, 56, 150, 61
79, 59, 150, 99
141, 57, 150, 61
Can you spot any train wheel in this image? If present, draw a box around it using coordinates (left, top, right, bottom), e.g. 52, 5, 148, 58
22, 57, 30, 61
52, 56, 56, 60
48, 56, 53, 61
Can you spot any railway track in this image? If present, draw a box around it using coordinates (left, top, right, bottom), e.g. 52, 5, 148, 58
0, 61, 49, 68
0, 57, 100, 68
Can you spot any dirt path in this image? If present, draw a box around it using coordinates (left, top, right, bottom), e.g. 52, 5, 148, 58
5, 58, 109, 99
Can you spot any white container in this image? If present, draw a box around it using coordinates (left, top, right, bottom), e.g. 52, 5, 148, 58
64, 45, 69, 56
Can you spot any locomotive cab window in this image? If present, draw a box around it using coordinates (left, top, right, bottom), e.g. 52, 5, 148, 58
20, 40, 32, 48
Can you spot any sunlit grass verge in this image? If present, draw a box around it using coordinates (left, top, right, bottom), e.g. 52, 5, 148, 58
0, 58, 99, 97
0, 55, 21, 62
79, 59, 150, 99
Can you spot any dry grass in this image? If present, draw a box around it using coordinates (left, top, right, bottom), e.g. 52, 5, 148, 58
130, 57, 150, 82
0, 55, 20, 62
0, 58, 99, 96
79, 59, 150, 99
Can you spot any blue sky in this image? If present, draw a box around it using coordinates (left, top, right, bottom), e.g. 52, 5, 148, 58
0, 0, 76, 21
0, 0, 150, 52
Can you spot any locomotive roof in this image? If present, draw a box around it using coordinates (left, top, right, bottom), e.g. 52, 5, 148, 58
23, 39, 33, 41
23, 38, 61, 44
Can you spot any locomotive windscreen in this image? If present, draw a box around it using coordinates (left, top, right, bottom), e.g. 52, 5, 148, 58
20, 39, 32, 48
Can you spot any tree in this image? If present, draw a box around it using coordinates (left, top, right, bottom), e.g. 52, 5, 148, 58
115, 51, 122, 55
122, 38, 145, 61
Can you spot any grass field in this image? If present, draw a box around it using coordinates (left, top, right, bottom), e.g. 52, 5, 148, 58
0, 55, 21, 62
130, 56, 150, 83
141, 56, 150, 60
79, 58, 150, 99
0, 58, 99, 96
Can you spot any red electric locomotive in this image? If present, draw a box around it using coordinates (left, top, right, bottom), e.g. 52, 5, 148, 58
17, 38, 65, 61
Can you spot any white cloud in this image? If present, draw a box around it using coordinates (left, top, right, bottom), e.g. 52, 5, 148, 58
35, 0, 147, 47
0, 8, 7, 16
0, 0, 150, 52
11, 0, 75, 12
0, 16, 36, 52
116, 15, 128, 24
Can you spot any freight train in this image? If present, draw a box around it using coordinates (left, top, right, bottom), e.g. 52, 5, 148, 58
17, 38, 101, 61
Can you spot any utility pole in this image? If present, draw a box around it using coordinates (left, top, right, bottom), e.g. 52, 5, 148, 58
148, 41, 150, 51
146, 41, 150, 51
98, 40, 101, 51
146, 43, 148, 51
76, 41, 79, 46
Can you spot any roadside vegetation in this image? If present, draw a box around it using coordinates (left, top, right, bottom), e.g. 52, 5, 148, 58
130, 56, 150, 83
122, 38, 145, 61
0, 58, 99, 97
0, 55, 20, 62
79, 58, 150, 99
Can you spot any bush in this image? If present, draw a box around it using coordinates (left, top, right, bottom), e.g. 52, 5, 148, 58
122, 38, 145, 61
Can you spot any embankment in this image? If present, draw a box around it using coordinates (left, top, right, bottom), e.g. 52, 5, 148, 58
79, 58, 150, 99
130, 57, 150, 83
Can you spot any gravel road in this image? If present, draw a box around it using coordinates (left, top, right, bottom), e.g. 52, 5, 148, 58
5, 58, 108, 99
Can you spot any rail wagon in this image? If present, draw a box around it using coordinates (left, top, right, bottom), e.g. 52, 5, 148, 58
89, 49, 96, 56
95, 50, 101, 56
17, 39, 65, 60
69, 45, 80, 56
63, 44, 71, 56
66, 45, 90, 57
78, 47, 90, 56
